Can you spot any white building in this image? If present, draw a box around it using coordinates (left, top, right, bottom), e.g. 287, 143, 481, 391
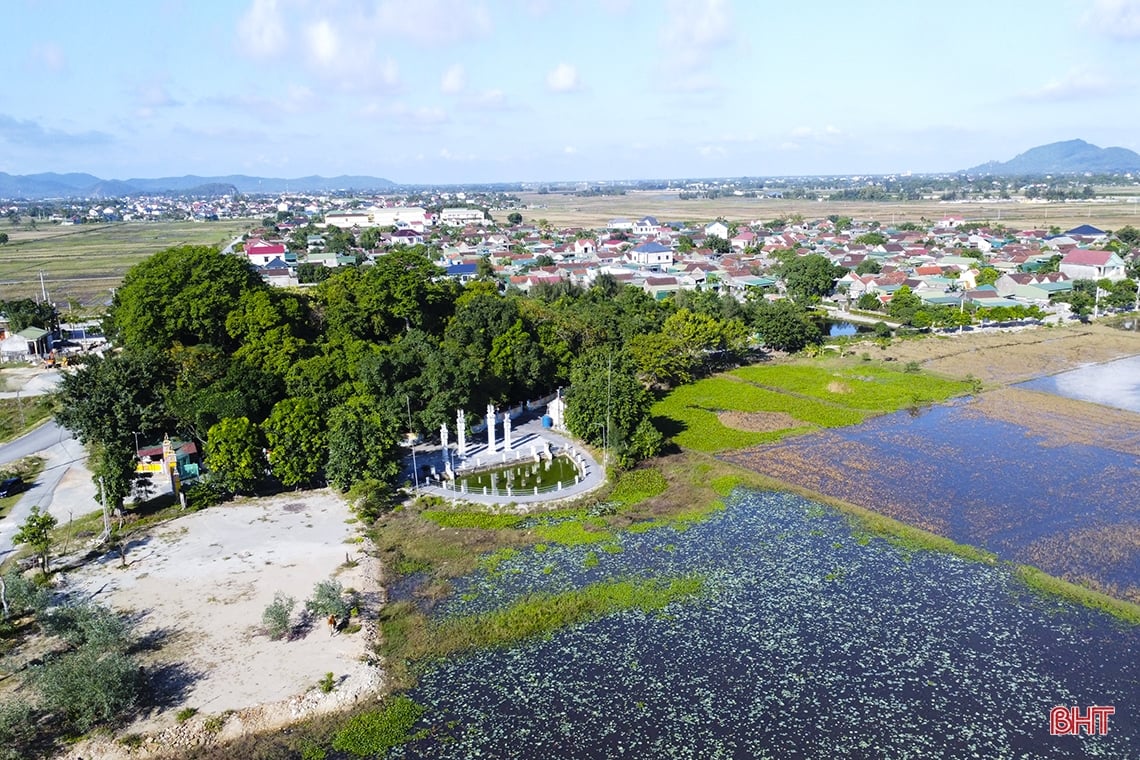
439, 207, 487, 226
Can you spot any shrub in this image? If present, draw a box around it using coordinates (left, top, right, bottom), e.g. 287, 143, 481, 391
331, 696, 425, 757
306, 580, 348, 620
1, 570, 50, 619
175, 707, 198, 723
33, 648, 144, 733
0, 702, 36, 760
318, 672, 336, 693
262, 593, 296, 640
40, 603, 129, 651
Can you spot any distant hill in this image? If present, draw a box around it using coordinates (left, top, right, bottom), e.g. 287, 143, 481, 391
967, 139, 1140, 175
0, 172, 398, 199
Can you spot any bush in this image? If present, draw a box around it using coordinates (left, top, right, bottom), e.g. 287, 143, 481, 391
331, 696, 425, 757
262, 593, 295, 640
183, 478, 227, 510
1, 570, 50, 620
0, 702, 36, 760
33, 648, 144, 733
306, 580, 348, 620
40, 603, 129, 651
318, 672, 336, 693
176, 707, 198, 723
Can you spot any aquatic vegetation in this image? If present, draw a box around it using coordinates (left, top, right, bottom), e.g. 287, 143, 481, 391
420, 510, 524, 531
609, 468, 668, 507
332, 696, 425, 757
387, 491, 1138, 758
731, 362, 969, 411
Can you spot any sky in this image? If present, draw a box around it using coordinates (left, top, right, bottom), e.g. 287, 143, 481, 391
5, 0, 1140, 184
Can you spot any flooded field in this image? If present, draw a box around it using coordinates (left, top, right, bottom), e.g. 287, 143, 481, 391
723, 400, 1140, 602
1020, 355, 1140, 414
392, 492, 1138, 758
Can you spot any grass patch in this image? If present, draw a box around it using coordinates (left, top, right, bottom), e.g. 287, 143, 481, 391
609, 468, 668, 508
1013, 565, 1140, 626
421, 509, 524, 530
534, 519, 614, 546
331, 696, 425, 757
380, 576, 703, 675
0, 456, 44, 520
0, 396, 55, 443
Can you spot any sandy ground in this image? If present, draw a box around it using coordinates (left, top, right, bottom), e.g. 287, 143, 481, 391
873, 322, 1140, 385
59, 491, 384, 759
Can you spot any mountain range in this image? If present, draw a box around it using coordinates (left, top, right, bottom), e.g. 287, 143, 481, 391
0, 173, 397, 200
966, 139, 1140, 175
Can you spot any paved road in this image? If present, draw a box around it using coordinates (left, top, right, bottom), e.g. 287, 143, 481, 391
0, 421, 92, 562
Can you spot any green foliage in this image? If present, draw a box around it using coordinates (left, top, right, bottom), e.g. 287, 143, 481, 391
752, 299, 822, 353
41, 603, 129, 650
565, 349, 660, 467
507, 211, 523, 225
887, 285, 922, 324
319, 672, 336, 693
107, 244, 265, 351
205, 416, 266, 493
780, 253, 841, 301
731, 363, 967, 412
176, 707, 198, 723
264, 397, 327, 487
1, 570, 50, 619
854, 258, 882, 275
331, 696, 425, 757
534, 520, 614, 546
422, 510, 525, 530
854, 231, 888, 246
33, 648, 144, 734
262, 593, 296, 640
609, 468, 668, 507
326, 395, 403, 492
13, 506, 57, 572
0, 702, 35, 760
306, 579, 348, 620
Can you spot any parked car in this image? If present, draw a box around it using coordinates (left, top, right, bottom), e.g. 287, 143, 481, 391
0, 476, 24, 498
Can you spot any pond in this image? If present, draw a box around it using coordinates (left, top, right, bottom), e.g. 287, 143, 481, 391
393, 491, 1138, 758
812, 316, 874, 337
1019, 354, 1140, 414
455, 454, 579, 494
722, 400, 1140, 600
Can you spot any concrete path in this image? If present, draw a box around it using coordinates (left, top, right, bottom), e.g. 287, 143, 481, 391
409, 416, 606, 506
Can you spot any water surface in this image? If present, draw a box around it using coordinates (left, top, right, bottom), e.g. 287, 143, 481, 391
1020, 354, 1140, 414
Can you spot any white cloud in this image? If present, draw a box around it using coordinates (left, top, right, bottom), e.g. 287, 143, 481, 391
563, 145, 576, 154
790, 125, 844, 142
1020, 69, 1114, 101
546, 63, 581, 93
465, 89, 510, 110
30, 43, 66, 73
238, 0, 287, 57
659, 0, 732, 81
441, 64, 467, 94
305, 19, 339, 66
1085, 0, 1140, 39
697, 144, 726, 158
370, 0, 492, 45
365, 102, 449, 127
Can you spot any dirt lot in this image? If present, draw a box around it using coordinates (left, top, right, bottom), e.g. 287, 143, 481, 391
59, 491, 384, 758
872, 322, 1140, 385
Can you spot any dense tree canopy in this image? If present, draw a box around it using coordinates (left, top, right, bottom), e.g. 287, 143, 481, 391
780, 254, 842, 302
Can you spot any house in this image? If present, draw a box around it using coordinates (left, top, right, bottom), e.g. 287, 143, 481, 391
445, 263, 478, 283
573, 238, 596, 257
632, 216, 659, 236
245, 239, 287, 266
439, 207, 487, 226
0, 327, 51, 362
641, 275, 680, 300
390, 228, 424, 246
705, 221, 730, 240
731, 230, 757, 250
1058, 249, 1127, 282
628, 242, 673, 267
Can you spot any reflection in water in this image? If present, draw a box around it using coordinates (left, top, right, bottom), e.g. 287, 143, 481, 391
1021, 354, 1140, 414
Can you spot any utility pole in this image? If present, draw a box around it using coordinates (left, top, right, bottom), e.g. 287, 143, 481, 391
39, 271, 48, 303
406, 395, 419, 493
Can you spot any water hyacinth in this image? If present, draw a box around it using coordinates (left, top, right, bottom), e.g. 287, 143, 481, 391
393, 490, 1138, 758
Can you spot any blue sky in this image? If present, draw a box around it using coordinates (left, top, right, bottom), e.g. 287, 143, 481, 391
5, 0, 1140, 183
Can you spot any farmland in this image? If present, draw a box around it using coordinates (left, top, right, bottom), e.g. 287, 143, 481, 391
0, 219, 251, 307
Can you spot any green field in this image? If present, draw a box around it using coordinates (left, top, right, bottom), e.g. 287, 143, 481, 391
0, 219, 252, 307
652, 358, 971, 453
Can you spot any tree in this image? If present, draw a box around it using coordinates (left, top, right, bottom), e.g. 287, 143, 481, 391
0, 232, 8, 244
854, 258, 882, 275
887, 285, 922, 325
564, 350, 660, 468
854, 232, 888, 247
107, 245, 265, 352
298, 262, 331, 284
263, 397, 327, 488
857, 292, 882, 311
14, 506, 57, 573
507, 212, 523, 225
752, 300, 821, 353
975, 267, 1000, 287
1115, 225, 1140, 249
780, 254, 841, 302
205, 417, 266, 494
706, 235, 731, 254
325, 396, 403, 491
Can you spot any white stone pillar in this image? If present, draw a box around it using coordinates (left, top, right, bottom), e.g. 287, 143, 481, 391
504, 413, 513, 451
440, 423, 449, 469
486, 404, 496, 453
457, 409, 467, 457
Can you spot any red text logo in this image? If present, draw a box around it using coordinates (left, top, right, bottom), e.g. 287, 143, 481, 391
1050, 706, 1115, 736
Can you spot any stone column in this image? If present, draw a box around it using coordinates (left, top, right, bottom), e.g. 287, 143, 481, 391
504, 413, 512, 451
457, 409, 467, 457
440, 423, 449, 469
486, 403, 497, 453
